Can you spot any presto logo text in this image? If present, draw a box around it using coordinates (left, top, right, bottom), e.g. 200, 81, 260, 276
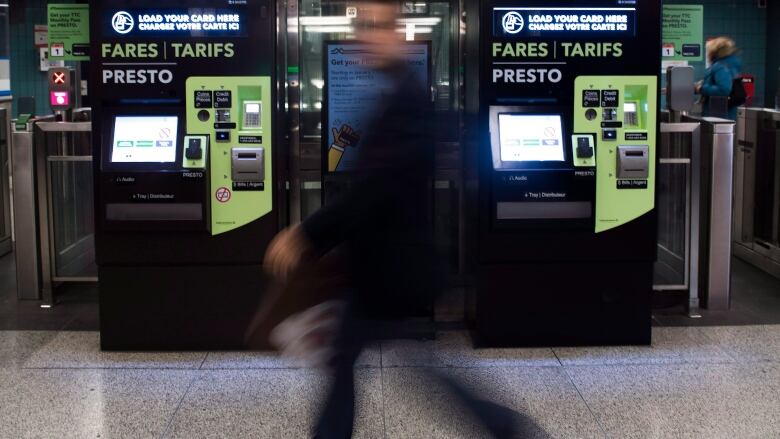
492, 68, 562, 84
102, 69, 173, 84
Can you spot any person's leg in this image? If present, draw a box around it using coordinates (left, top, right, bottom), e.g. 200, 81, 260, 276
313, 297, 364, 439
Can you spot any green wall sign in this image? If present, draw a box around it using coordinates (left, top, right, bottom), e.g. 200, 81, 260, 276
662, 5, 704, 62
48, 4, 90, 61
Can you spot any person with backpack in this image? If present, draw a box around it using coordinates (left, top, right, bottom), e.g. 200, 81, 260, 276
695, 36, 744, 120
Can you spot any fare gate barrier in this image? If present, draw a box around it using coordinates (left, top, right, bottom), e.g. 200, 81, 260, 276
734, 107, 780, 278
10, 111, 96, 305
654, 114, 735, 313
0, 101, 10, 256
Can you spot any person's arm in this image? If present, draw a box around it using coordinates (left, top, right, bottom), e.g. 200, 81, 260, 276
263, 182, 390, 284
700, 64, 733, 97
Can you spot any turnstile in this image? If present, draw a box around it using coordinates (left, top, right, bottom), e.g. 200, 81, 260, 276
0, 101, 10, 256
10, 112, 96, 303
734, 107, 780, 278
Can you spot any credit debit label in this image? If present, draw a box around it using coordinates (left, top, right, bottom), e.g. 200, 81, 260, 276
214, 91, 232, 108
601, 90, 619, 107
617, 180, 648, 189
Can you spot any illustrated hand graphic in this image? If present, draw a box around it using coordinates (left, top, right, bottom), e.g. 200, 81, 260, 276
332, 124, 360, 148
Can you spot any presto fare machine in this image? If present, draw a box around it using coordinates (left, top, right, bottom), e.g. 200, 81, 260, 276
90, 0, 277, 349
471, 0, 661, 346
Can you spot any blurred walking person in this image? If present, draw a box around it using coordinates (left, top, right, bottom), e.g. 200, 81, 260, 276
696, 36, 744, 120
262, 2, 546, 438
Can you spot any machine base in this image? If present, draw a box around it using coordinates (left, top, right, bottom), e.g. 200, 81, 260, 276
734, 241, 780, 280
99, 265, 267, 350
474, 262, 652, 347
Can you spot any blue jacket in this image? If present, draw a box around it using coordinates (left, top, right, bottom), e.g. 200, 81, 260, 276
701, 54, 742, 119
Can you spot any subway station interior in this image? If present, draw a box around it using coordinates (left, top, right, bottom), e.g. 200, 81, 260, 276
1, 0, 780, 437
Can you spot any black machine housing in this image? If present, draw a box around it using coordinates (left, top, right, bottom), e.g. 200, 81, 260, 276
465, 0, 661, 346
90, 0, 278, 350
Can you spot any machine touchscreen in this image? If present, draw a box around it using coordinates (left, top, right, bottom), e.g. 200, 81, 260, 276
498, 114, 565, 162
111, 116, 179, 163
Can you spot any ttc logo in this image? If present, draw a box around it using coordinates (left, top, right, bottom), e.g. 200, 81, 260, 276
502, 11, 524, 34
112, 11, 134, 34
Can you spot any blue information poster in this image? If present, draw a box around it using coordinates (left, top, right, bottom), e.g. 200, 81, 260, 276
324, 41, 430, 172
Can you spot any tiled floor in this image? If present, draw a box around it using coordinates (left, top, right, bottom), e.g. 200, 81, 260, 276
0, 325, 779, 438
2, 252, 780, 437
0, 253, 99, 332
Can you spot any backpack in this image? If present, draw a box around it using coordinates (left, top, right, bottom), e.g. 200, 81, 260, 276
728, 77, 747, 108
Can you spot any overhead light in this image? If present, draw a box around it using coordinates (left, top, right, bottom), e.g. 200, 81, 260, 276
397, 17, 441, 25
304, 25, 354, 33
299, 16, 352, 25
397, 26, 433, 35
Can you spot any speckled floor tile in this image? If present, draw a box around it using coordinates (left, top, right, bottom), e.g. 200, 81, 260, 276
699, 325, 780, 362
567, 363, 780, 439
165, 368, 383, 438
22, 331, 206, 369
0, 368, 196, 438
202, 342, 380, 369
553, 327, 734, 366
0, 331, 59, 369
382, 366, 604, 438
381, 331, 559, 368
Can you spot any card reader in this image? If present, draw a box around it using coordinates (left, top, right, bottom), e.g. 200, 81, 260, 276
242, 101, 262, 130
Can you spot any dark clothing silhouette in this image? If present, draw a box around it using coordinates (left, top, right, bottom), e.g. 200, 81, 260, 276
302, 60, 438, 320
301, 61, 543, 439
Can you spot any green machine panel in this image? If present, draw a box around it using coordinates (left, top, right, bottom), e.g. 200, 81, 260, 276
186, 77, 273, 235
574, 76, 657, 233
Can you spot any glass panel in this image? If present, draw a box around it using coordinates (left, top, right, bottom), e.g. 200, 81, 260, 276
0, 109, 9, 245
0, 5, 7, 56
654, 131, 692, 287
0, 4, 9, 94
434, 180, 459, 274
654, 162, 689, 286
297, 1, 461, 274
753, 126, 778, 245
301, 182, 323, 219
47, 131, 96, 278
299, 0, 457, 142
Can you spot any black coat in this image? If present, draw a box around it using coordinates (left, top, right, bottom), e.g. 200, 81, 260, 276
301, 60, 438, 317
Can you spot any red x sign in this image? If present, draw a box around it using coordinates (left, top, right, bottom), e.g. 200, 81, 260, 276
52, 72, 66, 84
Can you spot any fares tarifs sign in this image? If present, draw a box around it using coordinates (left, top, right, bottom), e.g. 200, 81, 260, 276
489, 7, 637, 86
98, 7, 249, 87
